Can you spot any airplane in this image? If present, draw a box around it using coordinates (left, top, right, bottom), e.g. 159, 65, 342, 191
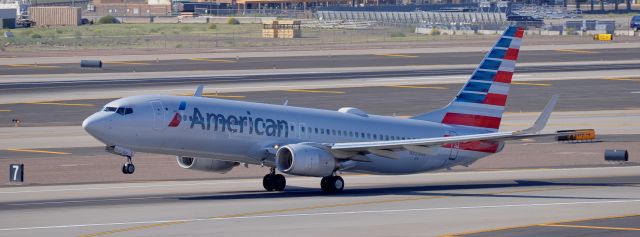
83, 26, 569, 193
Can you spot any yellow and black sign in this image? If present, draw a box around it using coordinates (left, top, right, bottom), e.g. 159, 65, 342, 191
593, 34, 613, 41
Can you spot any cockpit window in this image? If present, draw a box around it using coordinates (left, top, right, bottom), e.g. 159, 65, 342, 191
104, 107, 117, 112
104, 106, 133, 115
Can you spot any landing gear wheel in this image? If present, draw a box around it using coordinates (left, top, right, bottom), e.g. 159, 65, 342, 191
122, 163, 135, 174
321, 176, 344, 193
273, 174, 286, 191
121, 156, 135, 174
263, 173, 287, 191
263, 173, 275, 191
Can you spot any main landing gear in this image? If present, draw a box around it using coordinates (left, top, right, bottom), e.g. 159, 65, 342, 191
263, 168, 286, 191
121, 156, 135, 174
320, 175, 344, 193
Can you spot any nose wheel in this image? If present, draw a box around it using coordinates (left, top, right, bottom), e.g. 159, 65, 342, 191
263, 168, 286, 191
121, 156, 135, 174
321, 176, 344, 193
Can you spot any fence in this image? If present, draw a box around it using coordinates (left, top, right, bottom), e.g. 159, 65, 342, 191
315, 11, 507, 26
0, 26, 495, 52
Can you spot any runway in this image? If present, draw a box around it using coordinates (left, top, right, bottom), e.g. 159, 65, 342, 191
1, 78, 639, 127
2, 45, 640, 76
0, 166, 639, 237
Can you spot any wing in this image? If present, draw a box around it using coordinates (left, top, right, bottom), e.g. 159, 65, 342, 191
330, 95, 565, 156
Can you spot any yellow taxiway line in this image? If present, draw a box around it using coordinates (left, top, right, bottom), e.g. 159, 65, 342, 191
202, 94, 246, 99
376, 54, 419, 58
604, 77, 640, 81
441, 214, 640, 236
5, 148, 70, 155
556, 49, 595, 54
104, 61, 150, 65
26, 102, 95, 107
190, 58, 237, 63
285, 89, 346, 94
511, 82, 552, 87
388, 85, 448, 89
8, 64, 60, 68
539, 224, 640, 231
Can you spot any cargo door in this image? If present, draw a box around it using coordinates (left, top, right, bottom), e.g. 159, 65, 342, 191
446, 131, 460, 160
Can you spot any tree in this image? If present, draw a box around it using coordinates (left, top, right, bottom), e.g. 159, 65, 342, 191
98, 15, 118, 24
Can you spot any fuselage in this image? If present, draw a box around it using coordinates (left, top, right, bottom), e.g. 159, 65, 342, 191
83, 95, 504, 175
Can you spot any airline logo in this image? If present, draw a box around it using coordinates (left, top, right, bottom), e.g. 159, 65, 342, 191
442, 26, 524, 131
168, 101, 187, 127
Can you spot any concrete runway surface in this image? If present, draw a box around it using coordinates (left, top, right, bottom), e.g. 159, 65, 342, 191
1, 47, 639, 75
1, 78, 639, 127
0, 166, 639, 237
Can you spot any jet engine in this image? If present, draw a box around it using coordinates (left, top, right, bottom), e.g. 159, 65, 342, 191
276, 144, 336, 177
177, 156, 239, 173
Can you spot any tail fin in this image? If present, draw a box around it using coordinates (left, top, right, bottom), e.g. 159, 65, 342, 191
411, 26, 525, 132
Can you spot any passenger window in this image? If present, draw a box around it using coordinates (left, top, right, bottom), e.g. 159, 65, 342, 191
373, 134, 377, 140
315, 128, 318, 134
332, 130, 336, 136
302, 127, 305, 132
349, 131, 353, 137
125, 108, 133, 115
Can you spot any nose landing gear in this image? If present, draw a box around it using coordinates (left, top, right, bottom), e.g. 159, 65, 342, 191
263, 168, 286, 191
121, 156, 135, 174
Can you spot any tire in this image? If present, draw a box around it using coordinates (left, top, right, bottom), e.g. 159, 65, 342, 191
320, 176, 332, 193
321, 176, 344, 193
126, 163, 135, 174
273, 174, 286, 191
332, 176, 344, 192
121, 164, 128, 174
263, 174, 275, 191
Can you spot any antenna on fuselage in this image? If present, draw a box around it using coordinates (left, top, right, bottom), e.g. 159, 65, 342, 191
194, 85, 204, 97
283, 100, 289, 106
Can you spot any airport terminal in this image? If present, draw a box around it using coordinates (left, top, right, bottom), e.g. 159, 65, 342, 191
1, 0, 640, 236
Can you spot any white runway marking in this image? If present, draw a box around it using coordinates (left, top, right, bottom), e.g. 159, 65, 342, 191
0, 179, 262, 194
2, 199, 639, 232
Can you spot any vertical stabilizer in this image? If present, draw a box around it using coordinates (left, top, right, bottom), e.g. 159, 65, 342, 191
411, 26, 525, 132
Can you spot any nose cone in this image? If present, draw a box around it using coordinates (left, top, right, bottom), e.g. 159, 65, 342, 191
82, 113, 108, 139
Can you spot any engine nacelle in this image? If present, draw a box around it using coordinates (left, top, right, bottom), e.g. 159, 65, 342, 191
177, 156, 239, 174
276, 144, 336, 177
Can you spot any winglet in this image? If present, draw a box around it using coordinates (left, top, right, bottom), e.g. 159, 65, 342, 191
518, 95, 558, 134
194, 85, 204, 97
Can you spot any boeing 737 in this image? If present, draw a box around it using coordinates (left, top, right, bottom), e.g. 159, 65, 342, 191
83, 26, 569, 193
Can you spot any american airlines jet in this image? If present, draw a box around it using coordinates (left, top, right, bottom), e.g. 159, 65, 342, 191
83, 26, 568, 193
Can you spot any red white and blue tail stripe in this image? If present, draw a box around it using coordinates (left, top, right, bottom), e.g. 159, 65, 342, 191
412, 26, 525, 132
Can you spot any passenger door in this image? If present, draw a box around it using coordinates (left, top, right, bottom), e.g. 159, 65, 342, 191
150, 100, 165, 131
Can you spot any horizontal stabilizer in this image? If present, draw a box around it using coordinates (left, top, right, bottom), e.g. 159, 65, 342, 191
517, 95, 558, 134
